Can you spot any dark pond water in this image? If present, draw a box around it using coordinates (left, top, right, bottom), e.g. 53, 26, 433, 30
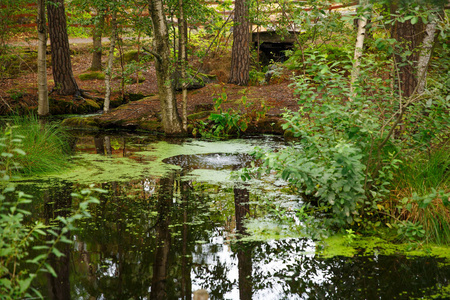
17, 134, 450, 299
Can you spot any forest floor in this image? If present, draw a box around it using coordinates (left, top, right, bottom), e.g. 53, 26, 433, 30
0, 38, 300, 133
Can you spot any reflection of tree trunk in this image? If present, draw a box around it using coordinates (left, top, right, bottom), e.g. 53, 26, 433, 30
234, 187, 250, 235
181, 178, 192, 300
233, 187, 253, 300
77, 241, 98, 298
94, 136, 105, 155
104, 136, 112, 156
150, 174, 174, 300
44, 181, 73, 300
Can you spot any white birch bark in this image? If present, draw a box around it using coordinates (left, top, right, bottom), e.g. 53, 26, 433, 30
37, 0, 49, 116
104, 9, 117, 114
350, 0, 368, 96
417, 17, 437, 94
179, 0, 188, 131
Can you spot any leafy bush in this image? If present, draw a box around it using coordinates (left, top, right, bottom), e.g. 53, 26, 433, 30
242, 42, 449, 236
193, 89, 270, 138
0, 126, 103, 299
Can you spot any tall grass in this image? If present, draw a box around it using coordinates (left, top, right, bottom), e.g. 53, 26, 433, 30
390, 144, 450, 244
1, 114, 72, 175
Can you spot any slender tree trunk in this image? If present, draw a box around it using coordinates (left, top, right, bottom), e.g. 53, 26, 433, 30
47, 0, 79, 96
350, 0, 368, 96
148, 0, 183, 135
417, 17, 437, 94
229, 0, 250, 86
104, 9, 117, 114
179, 0, 188, 131
37, 0, 49, 116
91, 10, 105, 71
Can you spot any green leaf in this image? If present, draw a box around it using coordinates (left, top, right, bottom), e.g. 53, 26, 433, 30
44, 263, 57, 277
18, 276, 34, 293
52, 247, 65, 258
12, 148, 26, 155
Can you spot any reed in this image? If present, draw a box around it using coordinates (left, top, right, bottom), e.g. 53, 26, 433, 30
392, 145, 450, 244
1, 114, 72, 175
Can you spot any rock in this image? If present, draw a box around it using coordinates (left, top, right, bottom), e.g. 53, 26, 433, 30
174, 71, 217, 91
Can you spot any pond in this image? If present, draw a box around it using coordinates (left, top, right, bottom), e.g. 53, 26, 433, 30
17, 133, 450, 299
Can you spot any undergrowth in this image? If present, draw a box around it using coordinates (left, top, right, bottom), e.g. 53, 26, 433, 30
0, 115, 72, 175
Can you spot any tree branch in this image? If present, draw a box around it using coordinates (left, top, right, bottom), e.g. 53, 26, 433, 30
142, 46, 162, 62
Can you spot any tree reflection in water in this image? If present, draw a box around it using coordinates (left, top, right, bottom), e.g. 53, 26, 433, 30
17, 144, 450, 300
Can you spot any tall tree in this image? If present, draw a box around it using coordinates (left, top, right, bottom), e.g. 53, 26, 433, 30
148, 0, 183, 135
416, 12, 439, 94
47, 0, 80, 95
91, 9, 105, 71
104, 6, 117, 114
229, 0, 250, 86
178, 0, 188, 131
37, 0, 49, 116
350, 0, 369, 96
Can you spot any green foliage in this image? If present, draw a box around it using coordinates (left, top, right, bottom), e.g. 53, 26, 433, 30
0, 126, 104, 299
0, 0, 35, 53
241, 4, 449, 237
193, 89, 271, 139
0, 115, 72, 175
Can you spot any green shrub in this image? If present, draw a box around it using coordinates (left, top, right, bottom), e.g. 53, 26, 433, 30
241, 45, 449, 237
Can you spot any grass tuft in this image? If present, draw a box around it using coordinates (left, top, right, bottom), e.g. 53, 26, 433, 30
1, 114, 72, 175
390, 145, 450, 244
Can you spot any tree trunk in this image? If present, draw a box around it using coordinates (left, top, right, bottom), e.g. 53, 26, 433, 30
391, 17, 424, 97
37, 0, 49, 116
417, 17, 437, 94
350, 0, 368, 96
229, 0, 250, 86
47, 0, 79, 96
91, 10, 105, 71
148, 0, 183, 135
178, 0, 188, 131
104, 9, 117, 114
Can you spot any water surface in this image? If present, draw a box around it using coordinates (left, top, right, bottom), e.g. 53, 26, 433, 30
19, 134, 450, 299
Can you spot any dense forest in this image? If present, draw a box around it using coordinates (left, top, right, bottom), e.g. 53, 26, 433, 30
0, 0, 449, 298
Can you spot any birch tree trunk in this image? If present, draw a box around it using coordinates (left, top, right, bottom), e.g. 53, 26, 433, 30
417, 17, 438, 94
148, 0, 183, 135
350, 0, 368, 96
178, 0, 188, 131
37, 0, 49, 116
104, 9, 117, 114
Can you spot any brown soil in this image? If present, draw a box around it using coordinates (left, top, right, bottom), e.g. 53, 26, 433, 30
0, 40, 299, 132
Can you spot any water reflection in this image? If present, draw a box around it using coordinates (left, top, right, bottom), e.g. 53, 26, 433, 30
44, 181, 72, 300
17, 135, 450, 299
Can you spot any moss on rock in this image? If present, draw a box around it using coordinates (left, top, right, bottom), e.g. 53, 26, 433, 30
78, 71, 105, 81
